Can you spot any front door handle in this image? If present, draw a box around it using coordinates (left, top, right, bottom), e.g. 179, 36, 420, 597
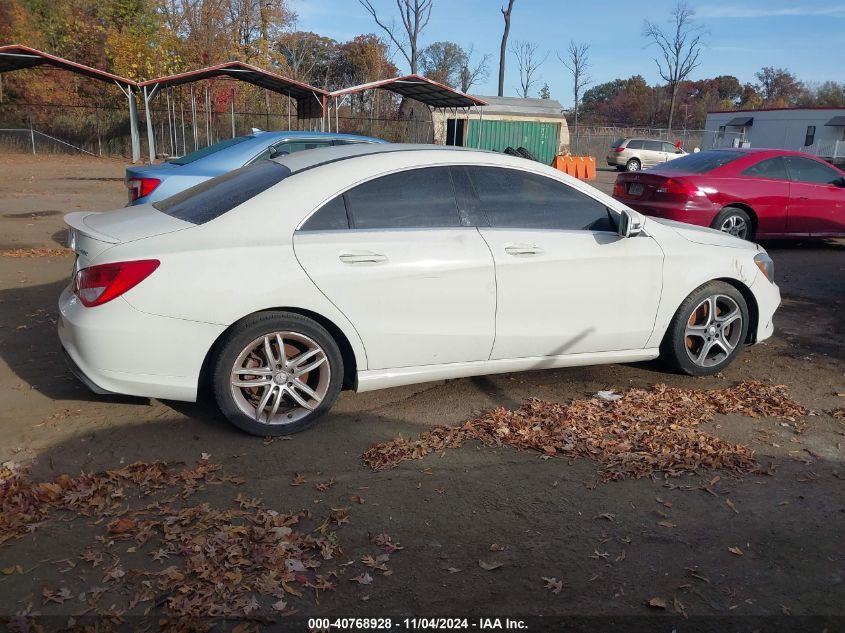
504, 243, 544, 256
339, 250, 388, 264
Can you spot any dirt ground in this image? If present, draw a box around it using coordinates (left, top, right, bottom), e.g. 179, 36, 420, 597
0, 153, 843, 630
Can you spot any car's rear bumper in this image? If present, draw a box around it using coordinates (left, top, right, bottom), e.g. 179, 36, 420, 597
58, 284, 225, 402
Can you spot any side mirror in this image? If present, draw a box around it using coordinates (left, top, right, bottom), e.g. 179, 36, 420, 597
675, 149, 683, 154
618, 209, 643, 238
836, 177, 845, 188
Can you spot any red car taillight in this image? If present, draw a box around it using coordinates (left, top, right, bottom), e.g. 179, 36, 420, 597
655, 178, 695, 196
612, 147, 625, 152
73, 260, 160, 307
126, 177, 161, 203
613, 181, 626, 196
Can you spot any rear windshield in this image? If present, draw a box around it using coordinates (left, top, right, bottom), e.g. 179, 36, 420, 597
658, 150, 744, 173
167, 136, 252, 165
153, 161, 290, 224
610, 138, 625, 148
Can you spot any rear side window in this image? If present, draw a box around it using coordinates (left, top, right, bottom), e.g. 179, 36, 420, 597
465, 166, 611, 231
300, 195, 349, 231
626, 140, 643, 150
741, 157, 789, 180
344, 167, 461, 229
659, 150, 744, 174
154, 161, 290, 225
786, 156, 843, 185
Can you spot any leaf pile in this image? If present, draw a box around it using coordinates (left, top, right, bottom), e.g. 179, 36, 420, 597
1, 459, 395, 622
1, 247, 71, 258
363, 381, 807, 480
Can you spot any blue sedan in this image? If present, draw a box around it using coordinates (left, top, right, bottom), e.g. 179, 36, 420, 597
125, 130, 385, 205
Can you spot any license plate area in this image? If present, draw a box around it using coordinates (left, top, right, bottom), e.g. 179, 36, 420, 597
627, 183, 644, 196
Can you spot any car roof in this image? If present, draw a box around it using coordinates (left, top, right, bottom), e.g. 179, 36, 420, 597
270, 143, 495, 174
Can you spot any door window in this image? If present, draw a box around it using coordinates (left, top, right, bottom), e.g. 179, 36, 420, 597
643, 140, 663, 152
300, 195, 350, 231
662, 142, 679, 153
344, 167, 461, 229
786, 156, 843, 185
741, 157, 789, 180
464, 166, 612, 231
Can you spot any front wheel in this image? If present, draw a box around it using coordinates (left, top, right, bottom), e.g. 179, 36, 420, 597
212, 312, 343, 436
660, 281, 749, 376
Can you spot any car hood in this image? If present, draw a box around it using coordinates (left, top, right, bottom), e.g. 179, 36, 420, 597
650, 218, 757, 250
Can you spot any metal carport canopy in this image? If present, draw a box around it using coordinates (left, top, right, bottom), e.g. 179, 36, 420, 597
0, 44, 142, 161
329, 74, 487, 108
825, 116, 845, 126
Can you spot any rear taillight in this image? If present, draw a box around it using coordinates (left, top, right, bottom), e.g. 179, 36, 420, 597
73, 260, 160, 307
613, 181, 626, 197
655, 178, 695, 195
613, 147, 626, 152
126, 177, 161, 203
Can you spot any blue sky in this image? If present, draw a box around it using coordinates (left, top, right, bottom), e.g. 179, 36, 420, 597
290, 0, 845, 106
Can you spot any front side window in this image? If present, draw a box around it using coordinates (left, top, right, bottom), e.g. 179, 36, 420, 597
663, 142, 679, 153
786, 156, 843, 185
154, 161, 290, 224
464, 166, 611, 231
741, 157, 789, 180
344, 167, 461, 230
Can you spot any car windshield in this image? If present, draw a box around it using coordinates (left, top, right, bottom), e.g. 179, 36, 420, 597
657, 150, 745, 173
167, 136, 252, 165
153, 161, 290, 224
610, 138, 625, 148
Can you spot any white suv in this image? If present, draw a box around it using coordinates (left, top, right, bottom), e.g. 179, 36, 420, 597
607, 138, 687, 171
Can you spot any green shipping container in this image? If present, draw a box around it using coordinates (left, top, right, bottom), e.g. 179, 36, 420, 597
466, 119, 561, 165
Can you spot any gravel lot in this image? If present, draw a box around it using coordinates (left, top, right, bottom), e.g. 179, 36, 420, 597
0, 153, 843, 628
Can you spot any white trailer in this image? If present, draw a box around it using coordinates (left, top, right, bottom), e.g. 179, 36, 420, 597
704, 108, 845, 166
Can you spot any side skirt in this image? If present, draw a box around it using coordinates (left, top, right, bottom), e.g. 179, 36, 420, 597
355, 349, 661, 393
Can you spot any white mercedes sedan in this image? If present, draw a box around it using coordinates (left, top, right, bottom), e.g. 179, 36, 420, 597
59, 144, 780, 435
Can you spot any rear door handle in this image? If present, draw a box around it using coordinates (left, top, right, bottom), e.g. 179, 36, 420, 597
338, 250, 388, 264
504, 243, 544, 256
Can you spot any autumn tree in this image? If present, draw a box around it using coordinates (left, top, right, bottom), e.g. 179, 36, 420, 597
497, 0, 515, 96
358, 0, 433, 74
755, 67, 804, 106
419, 41, 466, 87
511, 40, 547, 98
643, 2, 705, 132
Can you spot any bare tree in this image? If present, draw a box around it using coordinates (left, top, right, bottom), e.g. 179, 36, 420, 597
643, 2, 705, 133
557, 40, 591, 152
359, 0, 433, 74
511, 40, 548, 99
459, 44, 491, 93
497, 0, 516, 96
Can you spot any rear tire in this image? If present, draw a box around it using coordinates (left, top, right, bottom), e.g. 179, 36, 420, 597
212, 312, 343, 436
516, 147, 538, 161
660, 281, 749, 376
711, 206, 753, 240
626, 158, 641, 171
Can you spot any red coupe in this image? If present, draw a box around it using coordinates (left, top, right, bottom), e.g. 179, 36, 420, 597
612, 148, 845, 239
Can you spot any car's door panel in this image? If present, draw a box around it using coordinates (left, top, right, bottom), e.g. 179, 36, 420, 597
784, 156, 845, 235
459, 165, 664, 360
293, 167, 496, 370
480, 230, 663, 358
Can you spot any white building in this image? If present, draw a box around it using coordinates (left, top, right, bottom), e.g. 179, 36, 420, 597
704, 107, 845, 166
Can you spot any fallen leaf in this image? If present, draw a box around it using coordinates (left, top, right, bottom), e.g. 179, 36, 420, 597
542, 577, 563, 594
593, 512, 615, 521
107, 518, 136, 534
728, 546, 744, 556
350, 495, 365, 504
489, 543, 505, 552
658, 520, 676, 528
351, 572, 373, 585
725, 498, 739, 514
445, 567, 461, 573
648, 597, 668, 609
478, 560, 503, 571
272, 599, 287, 612
290, 473, 307, 486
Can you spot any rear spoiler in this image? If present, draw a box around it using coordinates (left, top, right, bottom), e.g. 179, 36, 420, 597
64, 212, 120, 244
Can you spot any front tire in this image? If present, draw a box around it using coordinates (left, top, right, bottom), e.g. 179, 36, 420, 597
711, 206, 753, 240
661, 282, 749, 376
212, 312, 343, 436
626, 158, 641, 171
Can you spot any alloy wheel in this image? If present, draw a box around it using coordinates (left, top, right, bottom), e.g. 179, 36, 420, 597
719, 214, 749, 239
684, 294, 743, 368
229, 331, 330, 425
